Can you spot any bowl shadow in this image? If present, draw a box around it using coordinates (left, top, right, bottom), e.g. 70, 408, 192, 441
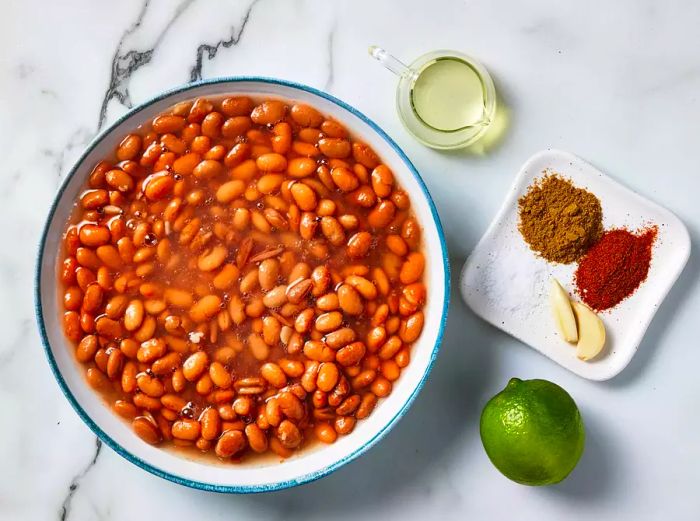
605, 222, 698, 387
221, 253, 497, 512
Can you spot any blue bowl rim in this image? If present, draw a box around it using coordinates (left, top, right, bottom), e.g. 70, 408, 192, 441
34, 76, 451, 494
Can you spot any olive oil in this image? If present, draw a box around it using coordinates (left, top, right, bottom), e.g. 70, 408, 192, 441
410, 58, 487, 131
369, 47, 497, 149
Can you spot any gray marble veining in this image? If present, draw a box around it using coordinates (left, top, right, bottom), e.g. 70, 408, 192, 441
2, 0, 700, 519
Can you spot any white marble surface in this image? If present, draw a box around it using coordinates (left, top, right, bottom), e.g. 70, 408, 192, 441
2, 0, 699, 519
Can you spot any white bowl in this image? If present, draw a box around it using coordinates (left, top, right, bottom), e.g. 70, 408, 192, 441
34, 78, 450, 492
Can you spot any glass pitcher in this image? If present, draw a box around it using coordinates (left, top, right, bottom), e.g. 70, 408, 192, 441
370, 47, 497, 150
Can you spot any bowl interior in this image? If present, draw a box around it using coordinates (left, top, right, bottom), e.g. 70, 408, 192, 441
36, 78, 449, 492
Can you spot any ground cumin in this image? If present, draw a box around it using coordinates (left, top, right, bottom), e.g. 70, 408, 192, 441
518, 174, 603, 264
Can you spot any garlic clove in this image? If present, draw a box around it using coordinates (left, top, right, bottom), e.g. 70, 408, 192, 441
549, 278, 578, 343
571, 301, 606, 361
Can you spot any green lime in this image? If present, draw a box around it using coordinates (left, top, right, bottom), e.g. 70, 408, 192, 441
480, 378, 585, 486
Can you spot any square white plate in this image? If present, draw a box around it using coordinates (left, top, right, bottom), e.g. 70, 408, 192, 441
460, 149, 690, 380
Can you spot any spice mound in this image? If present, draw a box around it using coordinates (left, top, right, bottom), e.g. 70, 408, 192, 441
575, 227, 657, 311
518, 174, 603, 264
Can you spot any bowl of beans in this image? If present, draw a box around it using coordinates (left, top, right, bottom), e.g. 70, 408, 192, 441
35, 78, 449, 492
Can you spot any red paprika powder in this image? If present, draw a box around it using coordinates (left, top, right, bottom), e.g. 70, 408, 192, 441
574, 226, 657, 311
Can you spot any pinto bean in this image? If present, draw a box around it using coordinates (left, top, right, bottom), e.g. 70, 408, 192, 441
183, 351, 208, 381
317, 362, 339, 392
368, 200, 396, 228
153, 115, 186, 134
189, 295, 222, 322
197, 246, 227, 272
290, 104, 323, 127
221, 96, 253, 116
260, 362, 287, 388
337, 284, 363, 315
286, 278, 312, 304
290, 182, 317, 211
172, 419, 201, 441
319, 138, 351, 159
320, 216, 345, 246
330, 166, 359, 192
303, 340, 335, 362
256, 153, 287, 172
277, 420, 302, 449
346, 231, 372, 259
105, 169, 134, 192
193, 159, 223, 179
400, 311, 425, 342
117, 134, 142, 161
216, 179, 245, 203
123, 299, 144, 331
352, 142, 380, 168
144, 172, 175, 200
258, 258, 279, 291
324, 327, 356, 349
133, 417, 161, 445
216, 430, 247, 458
400, 252, 425, 284
79, 224, 110, 247
345, 275, 377, 300
336, 341, 366, 366
315, 311, 343, 333
250, 100, 286, 125
371, 164, 394, 197
258, 282, 284, 307
287, 157, 317, 178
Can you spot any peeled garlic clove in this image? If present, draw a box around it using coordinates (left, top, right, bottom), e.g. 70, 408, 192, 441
549, 278, 578, 343
571, 301, 606, 361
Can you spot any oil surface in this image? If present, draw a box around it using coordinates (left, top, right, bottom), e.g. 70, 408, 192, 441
410, 58, 486, 131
